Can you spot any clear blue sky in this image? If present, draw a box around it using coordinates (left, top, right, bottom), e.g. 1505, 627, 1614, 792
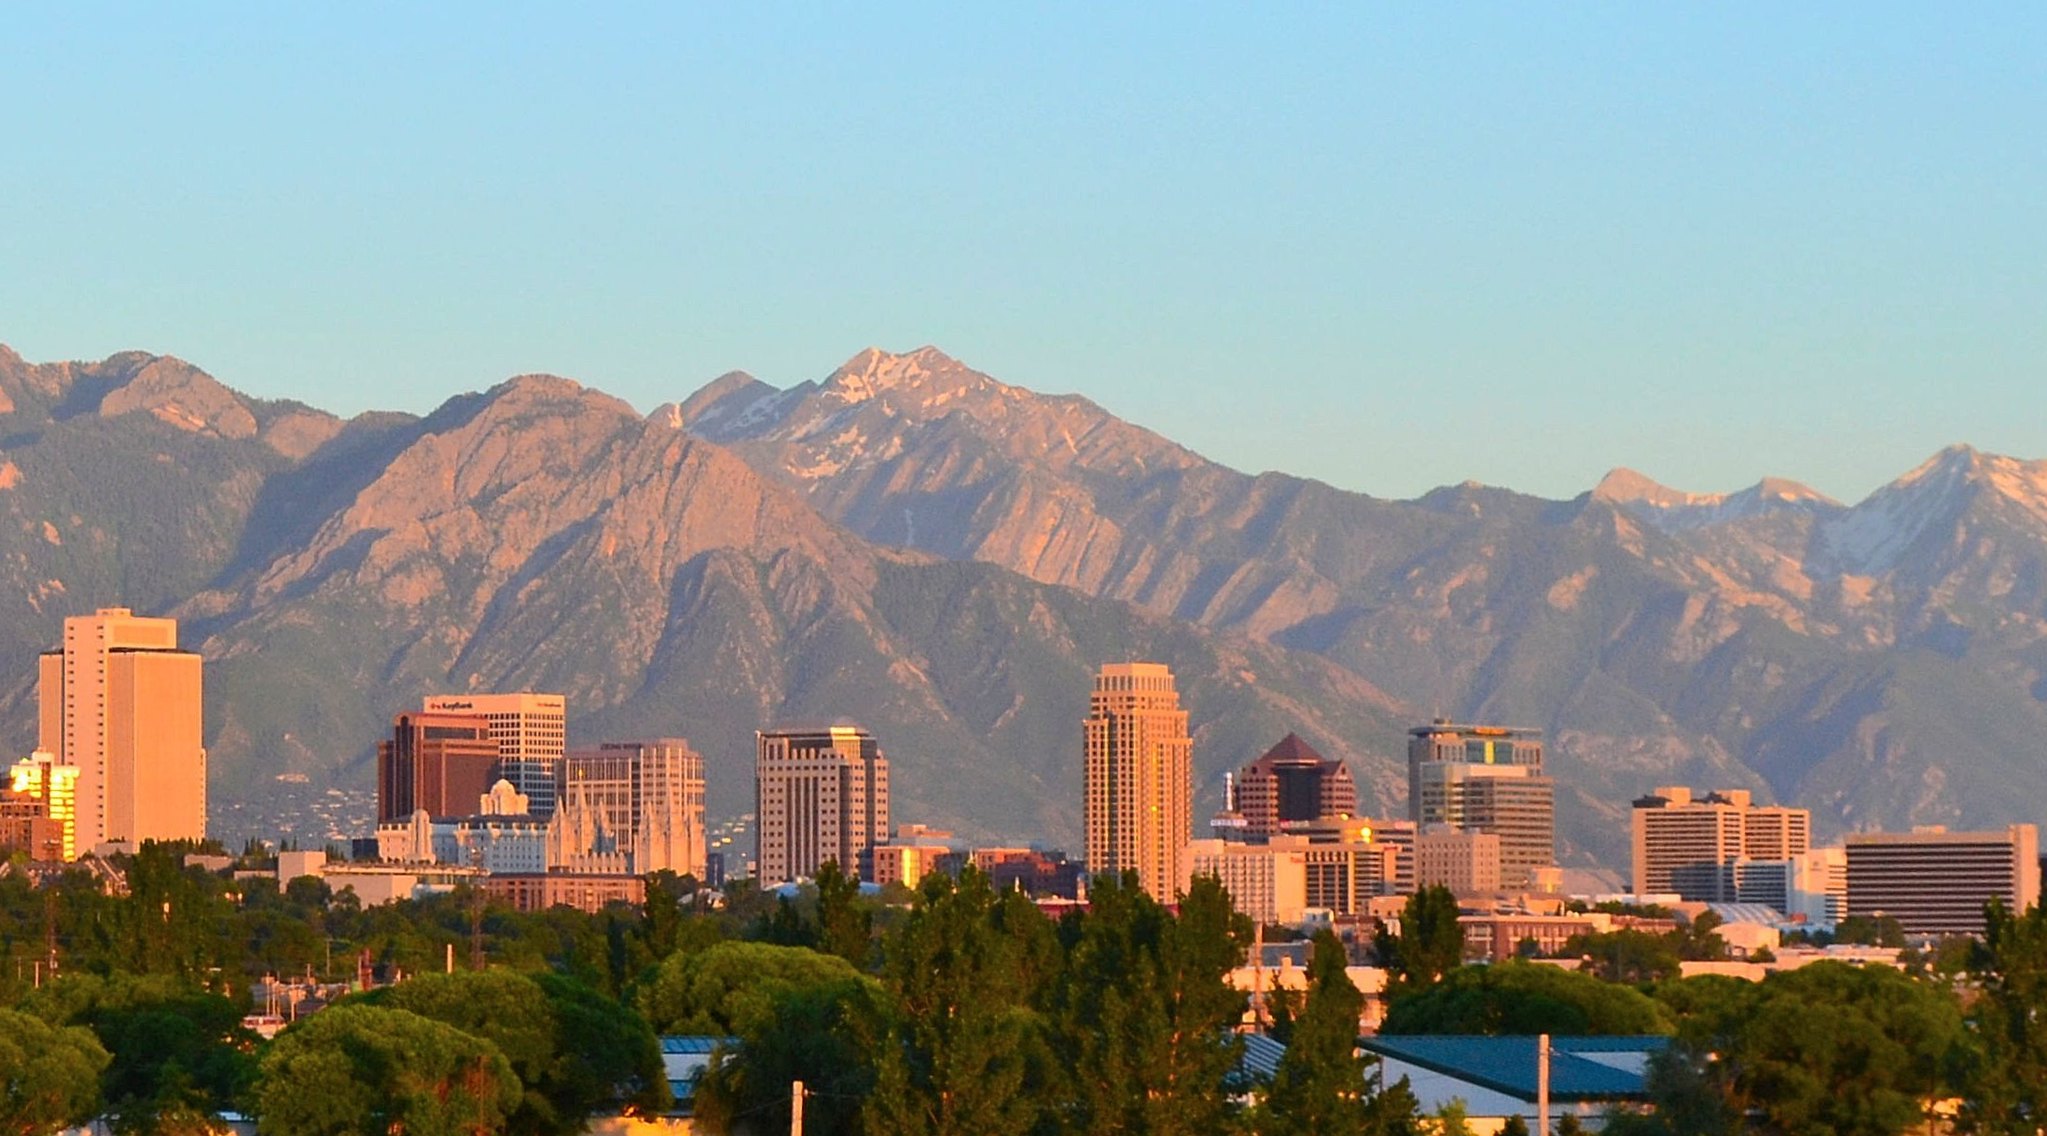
5, 5, 2043, 502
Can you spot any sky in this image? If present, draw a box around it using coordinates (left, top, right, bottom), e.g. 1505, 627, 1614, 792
4, 5, 2043, 503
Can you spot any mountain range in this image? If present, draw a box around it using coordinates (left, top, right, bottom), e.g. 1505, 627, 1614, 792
3, 342, 2044, 871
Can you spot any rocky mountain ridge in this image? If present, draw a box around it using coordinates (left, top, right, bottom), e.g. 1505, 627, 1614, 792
4, 342, 2043, 869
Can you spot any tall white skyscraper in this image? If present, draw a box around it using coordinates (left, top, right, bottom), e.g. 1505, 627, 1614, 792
38, 608, 205, 852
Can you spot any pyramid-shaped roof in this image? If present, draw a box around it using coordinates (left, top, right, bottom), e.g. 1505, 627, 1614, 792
1249, 732, 1328, 768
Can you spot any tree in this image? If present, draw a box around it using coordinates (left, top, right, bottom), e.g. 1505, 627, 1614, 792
640, 939, 865, 1036
1835, 914, 1907, 949
1378, 886, 1464, 995
22, 972, 257, 1135
532, 973, 671, 1123
252, 1003, 520, 1136
813, 860, 875, 968
862, 868, 1052, 1136
1052, 873, 1246, 1134
1960, 898, 2047, 1134
697, 973, 886, 1136
1261, 930, 1416, 1136
1648, 961, 1964, 1136
1567, 929, 1681, 985
1380, 960, 1673, 1037
0, 1006, 110, 1136
371, 968, 668, 1135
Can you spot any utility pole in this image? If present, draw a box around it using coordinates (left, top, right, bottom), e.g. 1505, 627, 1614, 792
790, 1080, 805, 1136
1537, 1032, 1551, 1136
43, 890, 59, 978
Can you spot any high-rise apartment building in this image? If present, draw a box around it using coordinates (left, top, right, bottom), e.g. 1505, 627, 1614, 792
376, 712, 500, 822
422, 693, 567, 815
555, 739, 707, 878
1406, 721, 1552, 890
1846, 826, 2041, 937
1226, 733, 1357, 839
755, 726, 890, 885
38, 609, 206, 851
1084, 662, 1194, 904
1630, 787, 1811, 901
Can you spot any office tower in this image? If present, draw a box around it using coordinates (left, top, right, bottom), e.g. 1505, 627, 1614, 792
1846, 826, 2041, 937
1415, 826, 1503, 896
1228, 733, 1358, 839
1406, 721, 1553, 890
38, 608, 206, 850
755, 726, 890, 885
376, 712, 500, 822
1084, 662, 1194, 904
422, 693, 567, 816
554, 739, 708, 877
1630, 787, 1812, 901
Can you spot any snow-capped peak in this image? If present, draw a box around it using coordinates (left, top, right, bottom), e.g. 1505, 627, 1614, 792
1820, 445, 2047, 575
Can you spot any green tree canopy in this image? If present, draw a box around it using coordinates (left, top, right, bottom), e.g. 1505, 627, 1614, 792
1380, 960, 1674, 1037
640, 939, 865, 1036
1566, 928, 1682, 985
1961, 898, 2047, 1133
1648, 961, 1964, 1136
0, 1005, 110, 1136
251, 1003, 520, 1136
697, 972, 887, 1136
367, 968, 667, 1135
1052, 873, 1246, 1134
1262, 930, 1416, 1136
21, 971, 256, 1135
862, 868, 1054, 1136
1378, 886, 1465, 995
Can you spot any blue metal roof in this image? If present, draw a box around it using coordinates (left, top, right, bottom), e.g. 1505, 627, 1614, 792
1238, 1033, 1287, 1081
660, 1036, 740, 1055
1360, 1036, 1668, 1102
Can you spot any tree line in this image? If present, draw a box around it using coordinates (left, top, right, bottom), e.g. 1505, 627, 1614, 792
7, 843, 2047, 1135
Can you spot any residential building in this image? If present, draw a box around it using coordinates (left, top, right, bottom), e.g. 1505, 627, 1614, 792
1084, 662, 1193, 904
1407, 721, 1553, 890
1630, 787, 1811, 902
37, 608, 206, 851
1846, 826, 2041, 937
556, 739, 708, 877
422, 693, 567, 816
1226, 733, 1357, 840
377, 712, 499, 823
755, 726, 890, 885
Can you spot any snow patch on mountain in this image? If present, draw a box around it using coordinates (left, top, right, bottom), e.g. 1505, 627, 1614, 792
1593, 468, 1840, 532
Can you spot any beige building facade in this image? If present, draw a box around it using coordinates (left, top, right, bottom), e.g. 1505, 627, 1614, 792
755, 726, 890, 885
556, 739, 708, 878
1084, 662, 1193, 904
1407, 722, 1553, 890
38, 609, 205, 852
1630, 787, 1811, 901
